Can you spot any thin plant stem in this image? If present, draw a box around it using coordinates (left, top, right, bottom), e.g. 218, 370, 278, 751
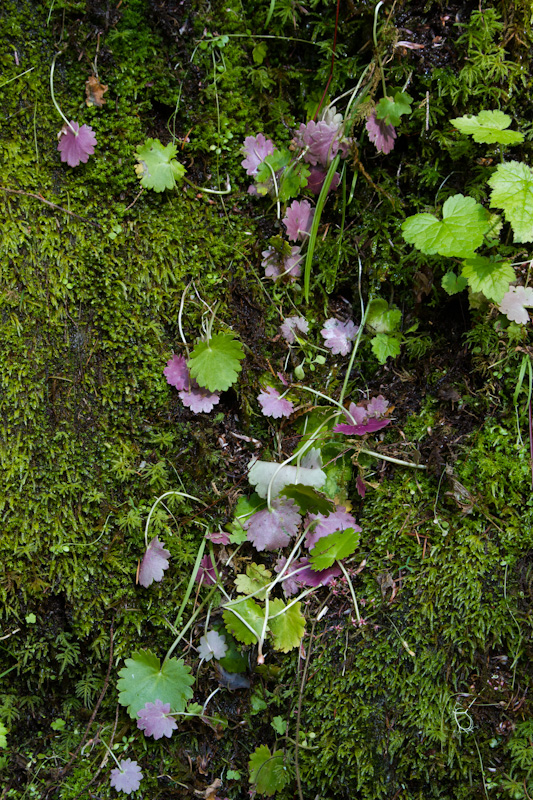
143, 490, 205, 548
373, 1, 388, 98
50, 53, 76, 133
359, 447, 426, 469
0, 66, 35, 90
337, 560, 361, 623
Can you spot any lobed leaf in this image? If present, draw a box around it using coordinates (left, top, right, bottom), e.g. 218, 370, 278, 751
134, 138, 185, 192
309, 527, 360, 570
188, 332, 245, 392
451, 110, 524, 145
401, 194, 490, 258
268, 599, 306, 653
117, 650, 194, 719
488, 161, 533, 242
249, 745, 290, 796
222, 597, 266, 645
461, 257, 515, 303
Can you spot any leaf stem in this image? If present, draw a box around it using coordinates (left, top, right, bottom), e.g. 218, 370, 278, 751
373, 2, 388, 99
49, 53, 76, 134
359, 447, 426, 469
337, 560, 361, 623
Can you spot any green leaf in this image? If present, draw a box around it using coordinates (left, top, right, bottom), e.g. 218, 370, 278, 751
188, 332, 245, 392
461, 257, 515, 303
309, 527, 360, 571
234, 562, 272, 600
134, 139, 186, 192
249, 745, 290, 796
271, 716, 287, 735
278, 161, 310, 202
451, 111, 524, 145
488, 161, 533, 242
365, 298, 401, 333
269, 599, 306, 653
402, 194, 490, 257
279, 484, 335, 515
0, 723, 8, 749
375, 91, 412, 126
370, 333, 401, 364
442, 271, 468, 295
222, 597, 266, 645
117, 650, 194, 719
255, 149, 291, 193
252, 41, 267, 64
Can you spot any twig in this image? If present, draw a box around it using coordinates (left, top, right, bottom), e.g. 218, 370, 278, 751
0, 186, 101, 228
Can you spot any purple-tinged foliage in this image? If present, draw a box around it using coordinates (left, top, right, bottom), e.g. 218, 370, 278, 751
276, 556, 341, 597
367, 394, 389, 417
137, 699, 177, 740
206, 529, 230, 545
109, 758, 143, 794
280, 316, 309, 344
57, 121, 97, 167
282, 199, 315, 242
305, 506, 360, 550
138, 537, 170, 588
195, 555, 217, 586
292, 113, 351, 167
320, 318, 358, 355
164, 355, 190, 391
257, 387, 294, 419
334, 418, 390, 436
356, 475, 367, 499
244, 498, 301, 551
241, 134, 275, 176
366, 113, 397, 155
179, 385, 221, 414
307, 166, 340, 195
261, 245, 302, 282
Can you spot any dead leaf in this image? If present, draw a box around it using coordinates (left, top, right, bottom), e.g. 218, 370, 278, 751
194, 778, 222, 799
85, 75, 108, 107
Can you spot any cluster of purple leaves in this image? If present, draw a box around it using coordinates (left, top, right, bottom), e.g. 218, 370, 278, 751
261, 243, 303, 283
291, 106, 351, 186
164, 354, 220, 414
238, 497, 361, 596
334, 394, 390, 435
57, 121, 97, 167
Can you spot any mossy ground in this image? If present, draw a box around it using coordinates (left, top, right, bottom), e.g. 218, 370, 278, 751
1, 0, 533, 798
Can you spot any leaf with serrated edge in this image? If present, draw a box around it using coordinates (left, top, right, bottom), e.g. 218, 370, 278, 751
461, 257, 515, 303
402, 194, 490, 257
442, 272, 468, 296
309, 528, 360, 571
451, 111, 524, 145
489, 161, 533, 242
249, 745, 290, 796
222, 598, 266, 645
371, 334, 401, 364
117, 650, 194, 719
234, 563, 272, 600
134, 139, 185, 192
188, 333, 244, 392
268, 599, 306, 652
280, 484, 335, 515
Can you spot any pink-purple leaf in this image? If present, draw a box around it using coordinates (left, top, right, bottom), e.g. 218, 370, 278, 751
498, 285, 533, 324
282, 199, 315, 242
137, 699, 177, 740
280, 316, 309, 344
356, 475, 366, 499
307, 167, 340, 195
320, 318, 358, 356
198, 630, 228, 662
334, 418, 390, 436
241, 134, 275, 176
164, 355, 191, 391
292, 119, 349, 167
276, 556, 341, 597
57, 121, 97, 167
305, 506, 360, 550
138, 537, 170, 588
262, 245, 302, 282
366, 113, 397, 155
345, 402, 368, 425
195, 555, 217, 586
367, 395, 389, 417
179, 386, 221, 414
206, 529, 230, 545
244, 498, 301, 551
257, 387, 294, 419
109, 758, 143, 794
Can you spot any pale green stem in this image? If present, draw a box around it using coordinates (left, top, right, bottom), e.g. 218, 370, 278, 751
99, 739, 122, 770
49, 54, 76, 133
338, 560, 361, 624
373, 1, 388, 98
359, 447, 426, 469
263, 159, 281, 219
143, 490, 204, 548
339, 298, 369, 408
183, 176, 232, 195
0, 66, 34, 90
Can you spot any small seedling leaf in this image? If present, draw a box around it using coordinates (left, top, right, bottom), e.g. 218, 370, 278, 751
370, 333, 401, 364
375, 91, 412, 126
135, 139, 186, 192
234, 562, 272, 600
442, 271, 468, 295
249, 745, 290, 796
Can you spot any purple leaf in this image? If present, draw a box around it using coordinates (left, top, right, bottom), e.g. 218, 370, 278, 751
282, 199, 315, 242
356, 475, 366, 499
262, 245, 302, 282
137, 699, 177, 740
276, 556, 341, 596
195, 555, 217, 586
333, 418, 390, 436
179, 385, 221, 414
305, 506, 360, 550
320, 318, 358, 356
307, 167, 340, 195
280, 316, 309, 344
366, 394, 389, 417
206, 529, 230, 545
164, 355, 191, 391
292, 119, 350, 167
109, 758, 143, 794
345, 402, 368, 425
244, 498, 301, 551
241, 134, 275, 176
198, 630, 228, 661
257, 387, 294, 419
57, 121, 97, 167
138, 537, 170, 588
366, 112, 397, 155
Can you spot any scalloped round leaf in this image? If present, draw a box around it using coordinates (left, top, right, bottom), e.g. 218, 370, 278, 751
222, 597, 266, 645
451, 111, 524, 145
234, 562, 272, 600
117, 650, 194, 719
188, 333, 245, 392
442, 271, 468, 296
268, 599, 306, 653
461, 257, 515, 303
309, 527, 360, 571
488, 161, 533, 243
134, 139, 186, 192
401, 194, 490, 258
248, 745, 290, 796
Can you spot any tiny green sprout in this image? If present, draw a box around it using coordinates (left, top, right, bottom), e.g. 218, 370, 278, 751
25, 613, 36, 624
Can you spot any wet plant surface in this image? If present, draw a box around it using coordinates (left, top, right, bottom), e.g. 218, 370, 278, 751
1, 0, 533, 798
